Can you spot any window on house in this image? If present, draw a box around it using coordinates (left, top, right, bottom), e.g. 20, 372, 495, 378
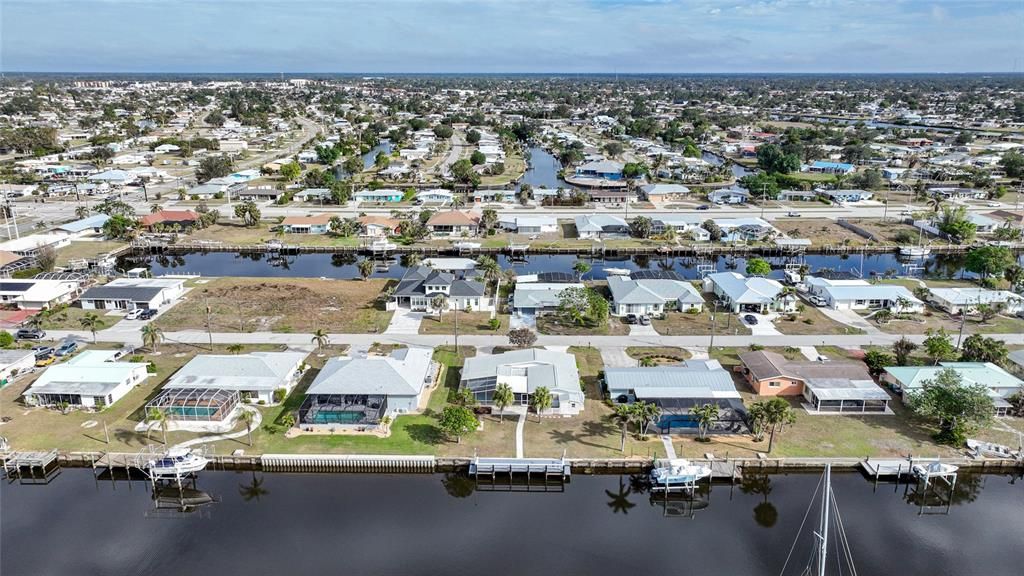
769, 381, 781, 388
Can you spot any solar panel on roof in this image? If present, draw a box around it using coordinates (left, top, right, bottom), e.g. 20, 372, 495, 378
0, 282, 33, 292
536, 271, 577, 283
629, 269, 683, 281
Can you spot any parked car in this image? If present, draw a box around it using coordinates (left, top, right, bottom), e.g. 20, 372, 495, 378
743, 314, 758, 325
638, 315, 651, 326
124, 309, 144, 320
16, 328, 46, 340
35, 353, 55, 367
787, 211, 800, 217
139, 308, 158, 320
32, 346, 55, 358
55, 341, 78, 357
624, 314, 638, 325
808, 295, 827, 307
696, 205, 711, 211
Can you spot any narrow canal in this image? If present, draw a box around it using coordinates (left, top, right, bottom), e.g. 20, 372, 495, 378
1, 469, 1020, 575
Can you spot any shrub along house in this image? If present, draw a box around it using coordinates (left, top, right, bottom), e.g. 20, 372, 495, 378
605, 359, 748, 434
299, 347, 436, 428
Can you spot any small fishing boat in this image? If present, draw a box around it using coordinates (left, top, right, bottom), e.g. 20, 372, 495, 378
453, 241, 481, 250
603, 267, 631, 276
145, 447, 209, 478
912, 460, 958, 479
966, 438, 1019, 459
649, 459, 712, 486
899, 246, 931, 258
369, 239, 397, 252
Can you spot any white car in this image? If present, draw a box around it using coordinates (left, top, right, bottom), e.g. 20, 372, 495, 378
987, 202, 1001, 207
124, 309, 143, 320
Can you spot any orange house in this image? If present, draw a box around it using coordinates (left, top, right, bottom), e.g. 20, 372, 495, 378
737, 350, 872, 397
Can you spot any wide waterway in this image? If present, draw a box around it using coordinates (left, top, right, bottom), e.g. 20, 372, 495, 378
1, 468, 1021, 575
124, 251, 984, 282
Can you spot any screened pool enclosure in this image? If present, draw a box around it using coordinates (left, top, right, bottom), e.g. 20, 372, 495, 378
146, 388, 241, 422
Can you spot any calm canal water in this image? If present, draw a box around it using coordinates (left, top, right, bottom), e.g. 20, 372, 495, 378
1, 469, 1021, 575
124, 251, 980, 282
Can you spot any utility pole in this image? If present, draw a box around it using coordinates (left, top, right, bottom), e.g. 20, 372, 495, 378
453, 300, 459, 358
760, 183, 767, 219
709, 301, 719, 350
205, 297, 214, 351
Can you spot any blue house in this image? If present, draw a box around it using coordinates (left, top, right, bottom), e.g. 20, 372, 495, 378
354, 189, 404, 203
807, 161, 855, 175
575, 160, 624, 181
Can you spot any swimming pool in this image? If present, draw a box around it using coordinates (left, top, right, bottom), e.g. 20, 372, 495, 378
165, 406, 220, 418
307, 411, 368, 424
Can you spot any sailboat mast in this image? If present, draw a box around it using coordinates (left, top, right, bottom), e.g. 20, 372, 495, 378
819, 464, 831, 576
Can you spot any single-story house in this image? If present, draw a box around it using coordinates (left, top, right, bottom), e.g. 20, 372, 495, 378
512, 281, 585, 316
0, 233, 72, 257
296, 188, 332, 202
78, 277, 185, 311
415, 189, 454, 204
704, 272, 795, 314
426, 210, 479, 237
53, 214, 111, 238
390, 265, 492, 312
806, 161, 855, 175
500, 216, 559, 234
186, 183, 225, 199
299, 347, 436, 428
588, 189, 630, 204
822, 189, 873, 203
778, 189, 818, 202
0, 278, 82, 309
928, 187, 986, 200
574, 159, 624, 181
605, 360, 748, 433
641, 183, 690, 202
236, 186, 285, 202
804, 277, 924, 312
23, 350, 150, 409
358, 216, 401, 238
282, 214, 332, 234
607, 271, 704, 317
708, 187, 750, 204
461, 348, 584, 417
574, 214, 628, 239
88, 169, 136, 186
0, 349, 36, 386
140, 210, 200, 231
739, 350, 889, 413
883, 362, 1023, 417
928, 287, 1024, 315
158, 351, 307, 407
353, 189, 404, 203
714, 217, 777, 243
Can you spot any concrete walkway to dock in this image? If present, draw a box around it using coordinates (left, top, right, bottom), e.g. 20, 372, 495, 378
515, 413, 525, 458
660, 436, 677, 459
170, 406, 261, 452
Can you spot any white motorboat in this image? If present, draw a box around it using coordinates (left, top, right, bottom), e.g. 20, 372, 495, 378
146, 447, 209, 478
369, 239, 397, 252
603, 267, 631, 276
649, 458, 712, 486
899, 246, 931, 258
453, 241, 481, 250
912, 460, 958, 479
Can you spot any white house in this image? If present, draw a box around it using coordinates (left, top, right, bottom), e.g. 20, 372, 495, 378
0, 278, 82, 309
53, 214, 111, 239
390, 266, 493, 312
415, 189, 454, 204
300, 347, 436, 428
0, 233, 72, 257
574, 214, 628, 239
804, 277, 924, 312
160, 351, 307, 405
884, 362, 1024, 417
512, 281, 585, 316
928, 287, 1024, 315
23, 350, 150, 409
461, 348, 584, 417
0, 349, 36, 386
500, 216, 559, 234
78, 277, 185, 311
704, 272, 795, 314
607, 273, 704, 317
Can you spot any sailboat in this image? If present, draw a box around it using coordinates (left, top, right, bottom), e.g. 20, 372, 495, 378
780, 465, 858, 576
899, 220, 931, 258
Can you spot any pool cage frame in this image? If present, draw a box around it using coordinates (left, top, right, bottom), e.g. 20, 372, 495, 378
146, 388, 241, 422
298, 394, 387, 426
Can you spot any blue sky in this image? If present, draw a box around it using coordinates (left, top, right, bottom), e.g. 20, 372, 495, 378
2, 0, 1021, 73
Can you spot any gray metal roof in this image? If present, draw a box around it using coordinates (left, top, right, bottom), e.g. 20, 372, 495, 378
79, 286, 165, 303
804, 378, 890, 401
306, 347, 433, 396
605, 360, 740, 400
164, 351, 306, 392
607, 275, 703, 305
461, 349, 580, 395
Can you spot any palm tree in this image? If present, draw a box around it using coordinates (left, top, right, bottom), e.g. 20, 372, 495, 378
529, 386, 552, 422
639, 357, 656, 367
311, 328, 329, 351
74, 205, 91, 219
146, 407, 169, 444
238, 471, 269, 503
475, 255, 501, 284
611, 403, 633, 452
238, 408, 255, 447
79, 312, 102, 343
140, 323, 163, 352
357, 259, 374, 280
692, 403, 720, 441
227, 343, 244, 355
492, 382, 514, 422
379, 414, 393, 434
431, 293, 448, 322
572, 260, 591, 281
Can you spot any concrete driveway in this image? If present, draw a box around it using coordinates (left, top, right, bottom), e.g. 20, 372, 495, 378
817, 307, 882, 335
629, 323, 658, 336
384, 307, 425, 335
741, 313, 782, 336
600, 347, 636, 368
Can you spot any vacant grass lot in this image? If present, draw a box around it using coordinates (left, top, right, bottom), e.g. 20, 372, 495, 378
0, 343, 287, 452
418, 312, 508, 335
186, 222, 360, 247
652, 296, 753, 336
536, 314, 630, 336
773, 218, 868, 246
55, 240, 128, 267
154, 277, 394, 333
35, 305, 118, 331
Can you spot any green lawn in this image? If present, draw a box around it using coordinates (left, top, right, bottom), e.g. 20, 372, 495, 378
419, 312, 508, 335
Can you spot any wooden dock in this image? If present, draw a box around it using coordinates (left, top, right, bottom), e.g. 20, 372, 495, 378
861, 457, 940, 478
470, 457, 570, 479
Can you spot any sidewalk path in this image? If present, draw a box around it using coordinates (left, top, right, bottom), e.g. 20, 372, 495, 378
515, 412, 525, 458
818, 307, 882, 335
171, 406, 261, 451
660, 436, 677, 459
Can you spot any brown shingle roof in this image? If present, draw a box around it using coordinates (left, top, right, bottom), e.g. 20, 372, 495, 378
739, 350, 871, 383
140, 210, 200, 227
282, 214, 333, 226
426, 210, 478, 227
359, 216, 400, 230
